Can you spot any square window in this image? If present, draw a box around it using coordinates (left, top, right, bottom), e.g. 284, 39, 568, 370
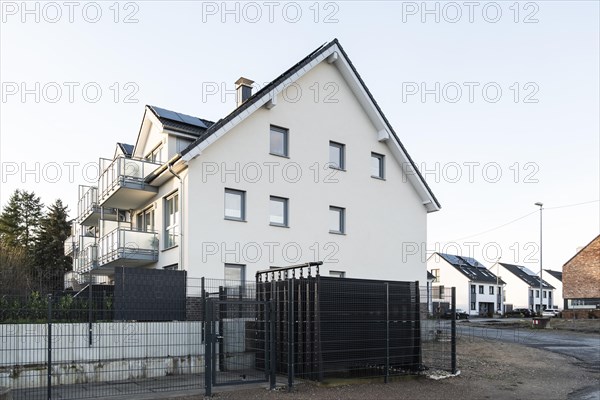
329, 206, 345, 234
329, 141, 345, 170
371, 152, 385, 179
269, 196, 288, 227
270, 126, 288, 157
479, 285, 484, 294
329, 270, 346, 278
224, 264, 246, 295
470, 302, 476, 311
225, 189, 246, 221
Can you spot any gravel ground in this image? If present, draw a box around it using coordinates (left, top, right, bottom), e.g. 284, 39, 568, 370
171, 336, 599, 400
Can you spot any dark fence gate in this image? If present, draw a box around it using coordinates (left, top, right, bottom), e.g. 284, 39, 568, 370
204, 299, 276, 396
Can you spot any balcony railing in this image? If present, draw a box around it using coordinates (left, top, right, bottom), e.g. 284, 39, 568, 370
98, 157, 160, 209
74, 243, 98, 275
97, 228, 159, 269
78, 185, 119, 226
64, 236, 77, 257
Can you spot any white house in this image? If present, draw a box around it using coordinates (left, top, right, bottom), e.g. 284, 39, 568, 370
64, 39, 441, 290
427, 253, 504, 316
543, 270, 563, 310
491, 262, 554, 312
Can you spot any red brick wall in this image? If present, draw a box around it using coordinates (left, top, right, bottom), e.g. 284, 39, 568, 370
563, 235, 600, 300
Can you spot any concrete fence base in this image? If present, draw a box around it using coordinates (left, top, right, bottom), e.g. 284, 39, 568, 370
0, 355, 204, 390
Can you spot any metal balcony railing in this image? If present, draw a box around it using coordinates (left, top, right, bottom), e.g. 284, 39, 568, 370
64, 236, 77, 257
97, 157, 160, 209
97, 228, 159, 268
75, 243, 98, 274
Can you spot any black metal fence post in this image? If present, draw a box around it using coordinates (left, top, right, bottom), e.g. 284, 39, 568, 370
385, 282, 389, 384
47, 294, 52, 400
204, 299, 213, 397
287, 277, 294, 391
451, 287, 457, 374
269, 300, 277, 390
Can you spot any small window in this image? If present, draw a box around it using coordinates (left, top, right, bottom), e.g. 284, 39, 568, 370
164, 192, 179, 248
137, 207, 154, 232
269, 196, 288, 227
470, 302, 476, 311
329, 206, 345, 234
489, 286, 494, 295
145, 145, 163, 163
225, 189, 246, 221
479, 285, 484, 294
543, 291, 547, 298
471, 285, 476, 294
224, 264, 246, 295
270, 126, 288, 157
548, 291, 552, 299
224, 263, 245, 282
536, 290, 540, 298
371, 152, 385, 179
329, 141, 345, 170
432, 269, 440, 283
439, 285, 445, 297
329, 270, 345, 278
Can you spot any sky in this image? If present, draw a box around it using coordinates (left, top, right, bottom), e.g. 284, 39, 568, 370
1, 1, 598, 274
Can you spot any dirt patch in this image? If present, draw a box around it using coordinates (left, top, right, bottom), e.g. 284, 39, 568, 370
171, 337, 599, 400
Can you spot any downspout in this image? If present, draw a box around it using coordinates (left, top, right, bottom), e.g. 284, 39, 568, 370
168, 163, 183, 271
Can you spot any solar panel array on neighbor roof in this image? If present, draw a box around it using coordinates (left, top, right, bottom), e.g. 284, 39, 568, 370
150, 106, 208, 129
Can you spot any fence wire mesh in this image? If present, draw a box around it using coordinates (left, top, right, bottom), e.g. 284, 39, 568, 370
1, 270, 456, 399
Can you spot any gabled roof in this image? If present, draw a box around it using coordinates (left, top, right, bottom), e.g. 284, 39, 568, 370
117, 143, 134, 157
544, 270, 563, 282
436, 253, 504, 284
562, 234, 600, 267
148, 105, 214, 137
499, 262, 554, 289
178, 38, 440, 212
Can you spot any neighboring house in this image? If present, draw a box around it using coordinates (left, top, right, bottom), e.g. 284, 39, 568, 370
64, 39, 441, 290
563, 235, 600, 309
543, 270, 563, 310
492, 262, 554, 312
427, 253, 504, 316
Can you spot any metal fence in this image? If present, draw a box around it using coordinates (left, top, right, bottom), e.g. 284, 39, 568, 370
1, 269, 456, 399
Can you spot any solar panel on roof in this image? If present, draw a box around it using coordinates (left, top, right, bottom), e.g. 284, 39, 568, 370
441, 254, 462, 265
152, 106, 182, 122
461, 256, 479, 267
179, 113, 208, 129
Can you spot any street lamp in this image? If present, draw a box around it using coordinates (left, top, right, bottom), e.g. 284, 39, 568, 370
534, 202, 543, 315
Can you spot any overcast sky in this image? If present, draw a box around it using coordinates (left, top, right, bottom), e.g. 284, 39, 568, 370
1, 1, 598, 274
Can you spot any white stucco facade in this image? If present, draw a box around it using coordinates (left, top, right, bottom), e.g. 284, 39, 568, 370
65, 40, 439, 288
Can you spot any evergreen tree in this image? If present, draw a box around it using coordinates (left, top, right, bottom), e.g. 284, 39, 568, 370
33, 199, 72, 292
0, 189, 43, 251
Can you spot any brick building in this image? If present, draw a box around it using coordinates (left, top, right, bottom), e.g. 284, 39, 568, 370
562, 235, 600, 309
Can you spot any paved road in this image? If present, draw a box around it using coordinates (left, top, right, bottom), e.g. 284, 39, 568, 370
456, 319, 600, 400
456, 319, 600, 371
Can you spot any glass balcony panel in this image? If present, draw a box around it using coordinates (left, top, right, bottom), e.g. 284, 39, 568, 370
98, 157, 160, 209
97, 228, 158, 270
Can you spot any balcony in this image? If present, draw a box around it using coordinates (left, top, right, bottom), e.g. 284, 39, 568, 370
74, 243, 98, 275
98, 157, 160, 209
78, 186, 120, 226
96, 228, 159, 271
64, 236, 77, 257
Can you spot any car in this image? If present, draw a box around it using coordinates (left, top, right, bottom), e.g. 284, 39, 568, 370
441, 309, 469, 320
505, 308, 535, 318
542, 307, 560, 317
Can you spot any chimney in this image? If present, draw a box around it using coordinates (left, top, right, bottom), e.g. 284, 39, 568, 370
235, 77, 254, 107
